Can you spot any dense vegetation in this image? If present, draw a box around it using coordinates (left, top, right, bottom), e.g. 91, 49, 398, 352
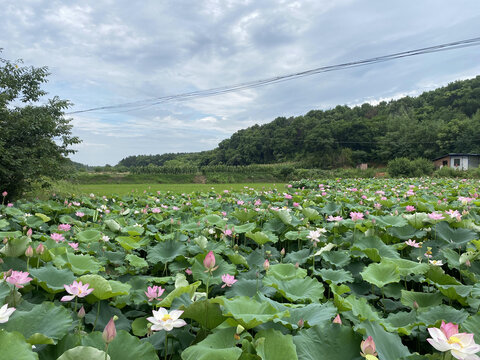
0, 178, 479, 359
118, 76, 480, 169
0, 53, 80, 199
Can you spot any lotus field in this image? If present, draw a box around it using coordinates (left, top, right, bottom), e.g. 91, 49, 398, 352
1, 178, 480, 360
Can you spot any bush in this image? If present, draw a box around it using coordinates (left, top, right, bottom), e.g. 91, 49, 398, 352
388, 157, 433, 177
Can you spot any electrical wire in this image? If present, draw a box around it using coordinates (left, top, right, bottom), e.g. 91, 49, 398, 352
67, 36, 480, 115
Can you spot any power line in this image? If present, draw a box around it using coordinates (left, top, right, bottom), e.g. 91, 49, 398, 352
67, 36, 480, 115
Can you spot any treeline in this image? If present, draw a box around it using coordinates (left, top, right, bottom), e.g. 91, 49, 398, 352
117, 76, 480, 169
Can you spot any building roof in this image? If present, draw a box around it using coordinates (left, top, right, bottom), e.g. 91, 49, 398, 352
433, 153, 480, 161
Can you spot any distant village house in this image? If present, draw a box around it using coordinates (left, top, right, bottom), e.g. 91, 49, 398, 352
433, 153, 480, 171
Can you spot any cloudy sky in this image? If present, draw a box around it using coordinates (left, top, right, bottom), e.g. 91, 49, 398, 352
2, 1, 480, 165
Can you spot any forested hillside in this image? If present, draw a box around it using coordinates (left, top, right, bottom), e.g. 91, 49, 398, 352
118, 76, 480, 169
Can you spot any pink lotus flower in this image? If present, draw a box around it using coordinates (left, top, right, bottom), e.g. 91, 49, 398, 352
75, 211, 85, 217
0, 304, 15, 323
147, 308, 187, 331
428, 212, 445, 221
427, 321, 480, 360
333, 314, 342, 324
405, 205, 416, 212
1, 191, 7, 197
224, 229, 233, 236
360, 336, 378, 358
405, 239, 421, 248
350, 212, 364, 222
61, 280, 94, 301
50, 233, 65, 243
203, 251, 218, 274
58, 224, 71, 231
68, 242, 79, 251
221, 274, 237, 288
185, 268, 192, 275
145, 285, 165, 302
4, 270, 32, 288
327, 215, 343, 222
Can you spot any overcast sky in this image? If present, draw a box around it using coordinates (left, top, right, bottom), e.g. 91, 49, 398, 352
2, 1, 480, 165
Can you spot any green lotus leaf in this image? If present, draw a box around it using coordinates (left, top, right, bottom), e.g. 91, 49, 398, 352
29, 263, 76, 294
57, 346, 109, 360
320, 250, 351, 267
191, 253, 236, 286
361, 261, 400, 288
214, 296, 289, 329
403, 212, 429, 228
0, 234, 30, 257
203, 214, 223, 225
345, 295, 381, 321
274, 302, 337, 329
0, 282, 10, 304
371, 215, 408, 228
76, 229, 102, 243
433, 221, 477, 246
234, 222, 257, 234
232, 208, 257, 223
81, 330, 159, 360
400, 290, 445, 309
387, 224, 427, 240
382, 258, 429, 277
284, 230, 310, 241
277, 210, 292, 225
181, 222, 204, 232
34, 213, 51, 222
316, 268, 353, 284
181, 327, 242, 360
59, 215, 76, 224
263, 276, 324, 303
416, 305, 469, 327
0, 218, 9, 229
0, 302, 72, 345
77, 274, 131, 299
302, 207, 320, 220
65, 252, 102, 275
382, 311, 419, 335
84, 301, 131, 332
104, 219, 121, 232
267, 263, 307, 280
126, 254, 148, 268
293, 323, 362, 360
426, 266, 461, 286
158, 281, 201, 307
182, 299, 226, 330
352, 236, 400, 261
116, 236, 145, 251
25, 216, 45, 228
436, 284, 472, 305
0, 330, 39, 360
356, 320, 411, 359
254, 328, 298, 360
123, 225, 145, 236
462, 314, 480, 343
147, 240, 187, 264
246, 231, 278, 245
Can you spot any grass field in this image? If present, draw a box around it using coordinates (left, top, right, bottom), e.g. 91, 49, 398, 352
75, 182, 287, 196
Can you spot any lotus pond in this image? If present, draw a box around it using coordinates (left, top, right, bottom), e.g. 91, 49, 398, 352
0, 178, 479, 360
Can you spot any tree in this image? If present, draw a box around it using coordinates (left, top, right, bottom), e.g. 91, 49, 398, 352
0, 52, 81, 199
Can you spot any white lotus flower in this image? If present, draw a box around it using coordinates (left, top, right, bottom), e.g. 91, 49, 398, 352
0, 304, 15, 323
147, 308, 187, 331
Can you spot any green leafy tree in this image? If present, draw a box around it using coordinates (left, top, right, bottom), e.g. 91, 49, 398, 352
0, 52, 81, 199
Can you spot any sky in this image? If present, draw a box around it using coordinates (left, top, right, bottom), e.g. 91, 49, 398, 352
1, 0, 480, 165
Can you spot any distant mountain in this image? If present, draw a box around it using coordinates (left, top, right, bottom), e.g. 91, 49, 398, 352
118, 76, 480, 169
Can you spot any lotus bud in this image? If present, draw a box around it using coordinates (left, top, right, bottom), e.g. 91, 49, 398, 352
236, 325, 245, 335
360, 336, 378, 357
297, 318, 304, 329
280, 248, 285, 256
103, 316, 117, 344
78, 306, 86, 319
263, 259, 270, 271
3, 238, 7, 244
413, 301, 419, 310
36, 243, 45, 255
26, 228, 33, 238
333, 314, 342, 324
203, 251, 218, 274
295, 262, 299, 269
25, 245, 33, 258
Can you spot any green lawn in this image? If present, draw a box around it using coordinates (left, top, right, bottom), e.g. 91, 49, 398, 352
75, 183, 286, 196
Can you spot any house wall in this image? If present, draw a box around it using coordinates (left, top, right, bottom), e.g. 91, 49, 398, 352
468, 156, 480, 169
434, 157, 449, 168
